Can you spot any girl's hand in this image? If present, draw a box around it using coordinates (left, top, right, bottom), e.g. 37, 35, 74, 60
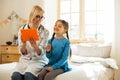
46, 44, 51, 52
45, 67, 53, 72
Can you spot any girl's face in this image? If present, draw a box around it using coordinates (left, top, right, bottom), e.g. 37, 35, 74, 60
54, 21, 66, 35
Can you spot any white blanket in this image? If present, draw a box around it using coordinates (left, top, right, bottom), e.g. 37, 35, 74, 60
71, 55, 118, 69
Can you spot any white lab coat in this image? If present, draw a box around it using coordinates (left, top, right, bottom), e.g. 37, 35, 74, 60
14, 24, 49, 76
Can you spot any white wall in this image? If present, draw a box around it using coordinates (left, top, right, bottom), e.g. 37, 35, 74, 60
44, 0, 57, 36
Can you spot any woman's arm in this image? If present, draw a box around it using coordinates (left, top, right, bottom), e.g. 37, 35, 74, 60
18, 27, 28, 55
36, 29, 49, 55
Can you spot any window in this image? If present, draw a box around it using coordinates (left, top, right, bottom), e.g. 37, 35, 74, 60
58, 0, 114, 43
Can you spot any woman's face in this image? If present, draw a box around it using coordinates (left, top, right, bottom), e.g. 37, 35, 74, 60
32, 10, 44, 27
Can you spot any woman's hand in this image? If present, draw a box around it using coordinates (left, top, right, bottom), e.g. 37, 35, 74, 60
45, 66, 53, 72
20, 42, 27, 55
46, 44, 51, 52
29, 37, 37, 48
29, 37, 41, 55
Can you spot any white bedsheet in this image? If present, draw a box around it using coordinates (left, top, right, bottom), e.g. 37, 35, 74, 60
0, 62, 17, 80
55, 62, 115, 80
0, 61, 116, 80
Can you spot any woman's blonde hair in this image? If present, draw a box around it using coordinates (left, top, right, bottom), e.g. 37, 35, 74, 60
29, 5, 44, 23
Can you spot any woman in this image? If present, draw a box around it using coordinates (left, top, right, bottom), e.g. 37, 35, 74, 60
38, 19, 71, 80
11, 5, 49, 80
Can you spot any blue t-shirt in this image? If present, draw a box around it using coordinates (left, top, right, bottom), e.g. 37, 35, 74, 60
45, 37, 71, 72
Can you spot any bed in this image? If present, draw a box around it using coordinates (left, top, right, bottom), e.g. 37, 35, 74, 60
55, 43, 118, 80
0, 43, 118, 80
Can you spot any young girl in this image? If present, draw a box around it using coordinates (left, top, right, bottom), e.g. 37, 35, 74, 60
37, 19, 71, 80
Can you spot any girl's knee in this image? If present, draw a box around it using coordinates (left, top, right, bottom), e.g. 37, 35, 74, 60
44, 73, 53, 80
37, 72, 45, 80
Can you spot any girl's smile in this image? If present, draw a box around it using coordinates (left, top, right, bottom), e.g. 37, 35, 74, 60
54, 27, 59, 31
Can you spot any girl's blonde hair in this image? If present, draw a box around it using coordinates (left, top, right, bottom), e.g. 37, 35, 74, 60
29, 5, 44, 23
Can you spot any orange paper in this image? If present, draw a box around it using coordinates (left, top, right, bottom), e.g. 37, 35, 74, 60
21, 29, 39, 41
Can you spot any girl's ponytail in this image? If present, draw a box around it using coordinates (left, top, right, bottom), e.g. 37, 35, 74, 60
66, 31, 72, 60
50, 32, 55, 57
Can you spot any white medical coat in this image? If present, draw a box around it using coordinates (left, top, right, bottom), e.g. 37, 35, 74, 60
14, 24, 49, 76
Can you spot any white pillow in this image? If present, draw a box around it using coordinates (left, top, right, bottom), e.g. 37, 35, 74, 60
76, 43, 112, 58
71, 44, 79, 55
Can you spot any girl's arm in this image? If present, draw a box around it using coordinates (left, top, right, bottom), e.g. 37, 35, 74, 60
46, 40, 52, 58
